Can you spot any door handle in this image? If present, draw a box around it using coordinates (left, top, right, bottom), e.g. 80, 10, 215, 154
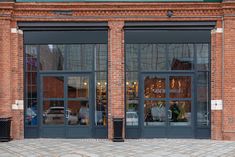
66, 110, 69, 119
168, 110, 172, 119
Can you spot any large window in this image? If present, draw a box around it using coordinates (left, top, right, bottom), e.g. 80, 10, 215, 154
125, 43, 210, 127
25, 44, 108, 126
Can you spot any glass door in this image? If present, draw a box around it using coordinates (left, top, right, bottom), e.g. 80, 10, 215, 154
40, 74, 92, 138
141, 74, 194, 138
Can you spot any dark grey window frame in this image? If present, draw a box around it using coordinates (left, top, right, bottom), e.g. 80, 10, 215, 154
124, 21, 214, 139
21, 22, 108, 138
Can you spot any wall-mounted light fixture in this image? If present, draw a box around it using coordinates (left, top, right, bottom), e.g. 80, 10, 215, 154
167, 10, 173, 18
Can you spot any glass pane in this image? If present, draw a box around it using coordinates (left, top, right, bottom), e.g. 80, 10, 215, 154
169, 76, 191, 98
43, 100, 64, 125
168, 44, 193, 70
126, 44, 139, 71
39, 45, 64, 71
140, 44, 167, 71
68, 76, 89, 98
144, 76, 166, 98
25, 99, 37, 125
126, 100, 139, 126
197, 72, 209, 126
96, 72, 107, 126
144, 100, 166, 126
126, 72, 138, 99
95, 44, 107, 71
169, 101, 191, 126
26, 45, 38, 72
68, 100, 89, 126
196, 44, 209, 71
43, 76, 64, 98
67, 44, 93, 71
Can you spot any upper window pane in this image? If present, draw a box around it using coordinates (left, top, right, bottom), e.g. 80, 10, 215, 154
95, 44, 107, 71
196, 44, 209, 71
26, 45, 38, 72
168, 44, 194, 70
126, 44, 139, 71
39, 45, 64, 71
140, 44, 167, 71
43, 76, 64, 98
67, 44, 93, 71
68, 76, 89, 98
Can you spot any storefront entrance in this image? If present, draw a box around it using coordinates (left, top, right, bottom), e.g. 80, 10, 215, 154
141, 74, 194, 138
22, 22, 108, 138
40, 74, 92, 138
125, 22, 213, 139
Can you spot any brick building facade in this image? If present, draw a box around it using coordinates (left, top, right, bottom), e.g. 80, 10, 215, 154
0, 0, 235, 141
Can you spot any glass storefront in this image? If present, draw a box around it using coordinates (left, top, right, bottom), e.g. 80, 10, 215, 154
25, 44, 108, 138
125, 42, 210, 138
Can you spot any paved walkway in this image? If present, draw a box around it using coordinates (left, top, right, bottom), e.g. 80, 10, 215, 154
0, 139, 235, 157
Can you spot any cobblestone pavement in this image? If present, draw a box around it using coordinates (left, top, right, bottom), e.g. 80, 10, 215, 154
1, 139, 235, 157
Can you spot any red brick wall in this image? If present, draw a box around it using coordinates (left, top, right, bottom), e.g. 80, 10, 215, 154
222, 17, 235, 140
0, 1, 235, 140
108, 21, 125, 139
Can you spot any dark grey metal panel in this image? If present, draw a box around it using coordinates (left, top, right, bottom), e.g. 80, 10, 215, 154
167, 127, 193, 138
142, 127, 167, 138
125, 30, 211, 43
24, 127, 39, 138
125, 21, 216, 30
196, 128, 211, 139
126, 128, 141, 139
66, 127, 92, 138
41, 127, 66, 138
18, 22, 108, 30
24, 31, 108, 44
93, 127, 108, 138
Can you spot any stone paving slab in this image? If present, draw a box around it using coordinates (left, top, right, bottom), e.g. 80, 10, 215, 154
0, 139, 235, 157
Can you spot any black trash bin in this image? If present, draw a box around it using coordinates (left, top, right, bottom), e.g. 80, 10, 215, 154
112, 117, 124, 142
0, 117, 12, 142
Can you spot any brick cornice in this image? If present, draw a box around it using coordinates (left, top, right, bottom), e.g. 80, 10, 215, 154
1, 2, 235, 20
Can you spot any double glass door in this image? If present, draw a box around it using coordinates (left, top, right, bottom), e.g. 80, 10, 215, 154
142, 74, 194, 138
40, 74, 92, 138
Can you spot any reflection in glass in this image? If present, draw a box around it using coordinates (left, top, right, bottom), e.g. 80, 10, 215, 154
126, 72, 138, 99
126, 44, 139, 71
95, 72, 107, 126
169, 76, 191, 98
68, 100, 89, 125
144, 76, 166, 98
39, 45, 64, 71
68, 76, 89, 98
43, 76, 64, 98
25, 99, 37, 125
169, 101, 191, 126
96, 44, 107, 71
144, 101, 166, 126
126, 100, 139, 126
25, 46, 39, 126
26, 45, 38, 72
168, 44, 193, 70
43, 100, 64, 125
67, 44, 93, 71
197, 72, 209, 126
196, 44, 209, 71
140, 44, 167, 71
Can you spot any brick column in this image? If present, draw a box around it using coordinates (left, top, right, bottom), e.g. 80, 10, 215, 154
221, 18, 235, 140
10, 21, 24, 140
108, 21, 125, 140
211, 20, 223, 140
0, 20, 12, 118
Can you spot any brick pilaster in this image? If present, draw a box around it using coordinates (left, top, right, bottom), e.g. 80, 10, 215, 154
0, 20, 12, 118
211, 20, 223, 140
108, 21, 125, 140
